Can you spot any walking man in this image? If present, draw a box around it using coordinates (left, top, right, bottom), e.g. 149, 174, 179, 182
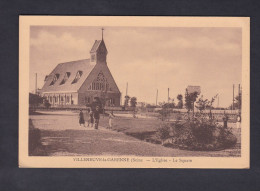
93, 106, 100, 129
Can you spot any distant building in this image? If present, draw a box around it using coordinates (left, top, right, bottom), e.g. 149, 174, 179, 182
186, 85, 201, 95
39, 35, 121, 107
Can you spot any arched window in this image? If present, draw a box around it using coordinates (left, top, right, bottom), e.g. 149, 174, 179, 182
50, 74, 60, 86
72, 71, 83, 84
90, 72, 109, 91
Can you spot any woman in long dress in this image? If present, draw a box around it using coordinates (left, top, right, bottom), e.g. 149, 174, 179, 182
79, 109, 85, 127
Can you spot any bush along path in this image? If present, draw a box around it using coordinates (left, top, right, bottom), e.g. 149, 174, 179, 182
155, 113, 238, 151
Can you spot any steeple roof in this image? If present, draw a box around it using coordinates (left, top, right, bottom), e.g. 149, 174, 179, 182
90, 40, 102, 53
90, 40, 107, 54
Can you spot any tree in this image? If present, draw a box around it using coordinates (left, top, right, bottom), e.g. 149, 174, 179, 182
185, 89, 198, 117
195, 94, 218, 119
146, 104, 156, 108
124, 95, 130, 107
185, 89, 192, 113
195, 95, 209, 113
229, 91, 242, 110
234, 93, 242, 110
130, 97, 137, 107
43, 99, 51, 109
162, 103, 175, 108
130, 97, 137, 118
29, 93, 43, 108
177, 94, 183, 109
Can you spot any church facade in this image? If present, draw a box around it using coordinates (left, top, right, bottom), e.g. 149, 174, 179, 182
39, 37, 121, 107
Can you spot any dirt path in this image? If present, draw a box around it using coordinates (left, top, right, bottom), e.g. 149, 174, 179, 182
29, 112, 240, 157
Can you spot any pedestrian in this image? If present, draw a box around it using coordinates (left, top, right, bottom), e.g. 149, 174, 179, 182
108, 110, 115, 129
236, 114, 241, 128
79, 109, 85, 127
93, 106, 100, 129
85, 108, 91, 127
89, 110, 94, 127
223, 114, 229, 128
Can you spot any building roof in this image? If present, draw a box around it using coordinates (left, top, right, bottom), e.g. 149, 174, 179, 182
90, 40, 102, 53
187, 85, 201, 94
40, 59, 95, 93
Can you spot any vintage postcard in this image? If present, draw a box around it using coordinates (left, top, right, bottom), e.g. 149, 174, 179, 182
19, 16, 250, 168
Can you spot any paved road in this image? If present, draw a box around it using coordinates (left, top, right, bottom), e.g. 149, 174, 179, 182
30, 111, 240, 157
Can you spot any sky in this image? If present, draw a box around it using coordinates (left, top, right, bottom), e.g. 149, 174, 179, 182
30, 26, 242, 107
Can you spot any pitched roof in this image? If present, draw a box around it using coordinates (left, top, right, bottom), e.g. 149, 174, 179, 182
40, 59, 95, 93
90, 40, 102, 53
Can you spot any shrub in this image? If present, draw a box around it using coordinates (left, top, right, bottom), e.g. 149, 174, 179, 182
156, 123, 171, 144
157, 114, 237, 151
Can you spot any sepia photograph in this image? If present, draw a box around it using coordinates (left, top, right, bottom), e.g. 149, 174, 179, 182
19, 16, 250, 168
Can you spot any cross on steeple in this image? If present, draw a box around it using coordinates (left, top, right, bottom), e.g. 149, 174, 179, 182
101, 27, 104, 40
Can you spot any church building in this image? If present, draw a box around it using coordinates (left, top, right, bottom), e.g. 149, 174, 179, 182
39, 32, 121, 107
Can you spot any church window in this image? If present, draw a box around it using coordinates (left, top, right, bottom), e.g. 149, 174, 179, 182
91, 72, 109, 91
50, 96, 52, 103
50, 74, 60, 86
72, 71, 83, 84
60, 72, 71, 85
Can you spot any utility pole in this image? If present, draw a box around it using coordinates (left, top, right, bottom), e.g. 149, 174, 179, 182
168, 88, 169, 104
126, 82, 128, 96
238, 84, 241, 111
156, 89, 158, 106
35, 73, 37, 94
232, 84, 235, 110
217, 94, 219, 108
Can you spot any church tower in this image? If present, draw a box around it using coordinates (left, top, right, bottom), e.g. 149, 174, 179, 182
90, 28, 108, 65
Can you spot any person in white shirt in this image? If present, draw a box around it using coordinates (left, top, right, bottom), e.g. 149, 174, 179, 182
108, 111, 115, 129
236, 114, 241, 128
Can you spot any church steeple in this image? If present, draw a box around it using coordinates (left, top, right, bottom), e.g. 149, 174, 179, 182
90, 28, 108, 65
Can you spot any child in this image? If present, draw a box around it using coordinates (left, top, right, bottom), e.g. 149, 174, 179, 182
79, 109, 85, 127
108, 111, 115, 129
